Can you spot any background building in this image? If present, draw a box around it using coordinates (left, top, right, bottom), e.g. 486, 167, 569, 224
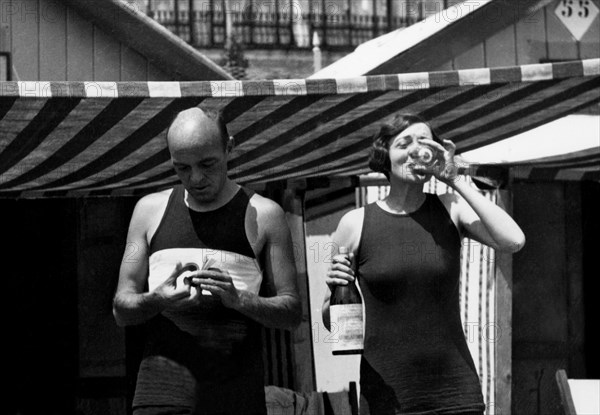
138, 0, 452, 78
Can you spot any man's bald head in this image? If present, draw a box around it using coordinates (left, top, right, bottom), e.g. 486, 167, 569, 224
166, 107, 230, 151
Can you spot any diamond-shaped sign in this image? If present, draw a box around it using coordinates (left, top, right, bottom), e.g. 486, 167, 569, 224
555, 0, 599, 41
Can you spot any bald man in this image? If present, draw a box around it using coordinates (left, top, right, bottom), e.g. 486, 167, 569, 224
113, 107, 302, 415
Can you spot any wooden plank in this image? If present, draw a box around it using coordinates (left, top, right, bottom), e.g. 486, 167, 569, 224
93, 25, 121, 81
10, 0, 40, 80
453, 43, 485, 70
147, 61, 173, 81
579, 7, 600, 59
515, 6, 547, 64
431, 60, 454, 71
494, 188, 513, 415
485, 24, 517, 68
61, 0, 231, 80
545, 4, 579, 61
39, 0, 66, 80
121, 45, 148, 81
66, 5, 93, 80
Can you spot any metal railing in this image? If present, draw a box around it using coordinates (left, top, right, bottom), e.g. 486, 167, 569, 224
148, 2, 433, 51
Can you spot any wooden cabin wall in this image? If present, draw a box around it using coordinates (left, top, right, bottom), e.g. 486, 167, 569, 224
511, 182, 587, 415
432, 0, 600, 72
0, 0, 171, 81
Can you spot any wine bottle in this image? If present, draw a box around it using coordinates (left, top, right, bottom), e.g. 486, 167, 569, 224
330, 246, 364, 355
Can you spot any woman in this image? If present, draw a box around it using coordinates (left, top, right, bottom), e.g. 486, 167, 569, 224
323, 113, 525, 415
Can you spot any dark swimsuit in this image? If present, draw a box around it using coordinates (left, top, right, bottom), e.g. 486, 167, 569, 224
133, 186, 266, 415
357, 194, 485, 415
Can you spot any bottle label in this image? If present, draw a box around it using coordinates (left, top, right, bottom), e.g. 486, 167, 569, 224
330, 304, 364, 353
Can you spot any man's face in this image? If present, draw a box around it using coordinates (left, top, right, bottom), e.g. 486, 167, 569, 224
167, 113, 229, 203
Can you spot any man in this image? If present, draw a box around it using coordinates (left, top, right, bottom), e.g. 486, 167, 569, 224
113, 107, 302, 415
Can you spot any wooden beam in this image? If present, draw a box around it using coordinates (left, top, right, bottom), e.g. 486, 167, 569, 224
368, 0, 555, 74
60, 0, 232, 81
555, 369, 577, 415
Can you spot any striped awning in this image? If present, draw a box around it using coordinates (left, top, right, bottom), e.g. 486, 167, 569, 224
1, 59, 599, 198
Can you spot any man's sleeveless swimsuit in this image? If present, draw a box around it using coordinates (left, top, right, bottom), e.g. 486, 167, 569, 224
132, 185, 266, 415
357, 194, 485, 415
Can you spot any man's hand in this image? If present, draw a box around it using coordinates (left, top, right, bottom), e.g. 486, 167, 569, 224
153, 262, 203, 310
190, 268, 241, 309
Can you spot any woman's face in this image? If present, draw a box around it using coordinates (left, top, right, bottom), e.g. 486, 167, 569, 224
387, 122, 434, 183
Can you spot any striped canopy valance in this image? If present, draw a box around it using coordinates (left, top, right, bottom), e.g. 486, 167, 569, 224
1, 59, 598, 198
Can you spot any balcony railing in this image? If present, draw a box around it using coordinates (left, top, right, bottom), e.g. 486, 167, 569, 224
148, 2, 434, 51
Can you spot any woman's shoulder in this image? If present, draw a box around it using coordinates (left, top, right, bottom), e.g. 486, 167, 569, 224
338, 206, 365, 230
334, 207, 366, 254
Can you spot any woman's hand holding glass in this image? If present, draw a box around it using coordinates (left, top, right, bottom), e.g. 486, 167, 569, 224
418, 138, 461, 184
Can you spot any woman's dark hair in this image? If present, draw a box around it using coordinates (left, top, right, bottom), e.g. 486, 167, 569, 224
368, 113, 442, 179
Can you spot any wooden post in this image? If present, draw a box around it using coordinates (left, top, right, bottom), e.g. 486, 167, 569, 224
188, 0, 195, 45
174, 0, 180, 36
248, 0, 255, 46
312, 31, 322, 72
321, 0, 327, 48
275, 0, 281, 46
209, 0, 215, 46
224, 0, 233, 46
495, 188, 513, 415
347, 0, 352, 46
308, 1, 313, 41
281, 182, 316, 392
386, 0, 393, 31
288, 0, 295, 47
260, 181, 316, 392
372, 0, 378, 37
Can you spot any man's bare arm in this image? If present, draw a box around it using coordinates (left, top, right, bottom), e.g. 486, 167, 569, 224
113, 193, 192, 326
193, 198, 302, 330
234, 199, 301, 329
